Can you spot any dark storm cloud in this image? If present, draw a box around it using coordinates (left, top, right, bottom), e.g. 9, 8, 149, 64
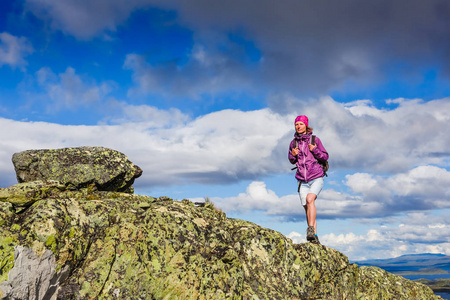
25, 0, 450, 98
171, 0, 450, 94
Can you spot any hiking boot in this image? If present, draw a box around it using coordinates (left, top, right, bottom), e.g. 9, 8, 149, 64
306, 226, 315, 242
311, 234, 320, 245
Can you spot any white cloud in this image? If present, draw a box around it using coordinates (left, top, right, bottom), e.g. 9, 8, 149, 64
108, 95, 450, 186
287, 211, 450, 261
207, 165, 450, 220
104, 101, 190, 129
0, 107, 292, 188
210, 181, 302, 215
33, 67, 115, 112
2, 96, 450, 215
345, 166, 450, 211
344, 173, 378, 194
289, 96, 450, 174
0, 32, 34, 69
202, 167, 449, 221
204, 164, 450, 221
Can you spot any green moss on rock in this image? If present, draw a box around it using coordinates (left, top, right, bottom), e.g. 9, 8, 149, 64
0, 180, 66, 208
0, 234, 17, 283
0, 192, 441, 299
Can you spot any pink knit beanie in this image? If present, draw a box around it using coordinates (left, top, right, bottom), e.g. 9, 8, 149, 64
294, 115, 308, 127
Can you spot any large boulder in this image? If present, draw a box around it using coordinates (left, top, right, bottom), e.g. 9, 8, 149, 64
12, 147, 142, 193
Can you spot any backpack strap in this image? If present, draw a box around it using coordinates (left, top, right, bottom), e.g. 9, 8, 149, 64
291, 138, 299, 170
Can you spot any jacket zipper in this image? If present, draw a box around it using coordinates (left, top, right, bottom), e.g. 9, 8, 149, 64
302, 140, 307, 180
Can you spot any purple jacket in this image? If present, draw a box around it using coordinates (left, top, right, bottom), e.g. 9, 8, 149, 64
288, 132, 329, 182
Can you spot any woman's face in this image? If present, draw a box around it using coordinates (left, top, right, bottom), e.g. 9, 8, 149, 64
295, 121, 306, 134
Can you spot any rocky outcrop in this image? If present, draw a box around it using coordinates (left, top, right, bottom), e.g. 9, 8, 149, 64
0, 148, 442, 299
12, 147, 142, 193
0, 180, 67, 209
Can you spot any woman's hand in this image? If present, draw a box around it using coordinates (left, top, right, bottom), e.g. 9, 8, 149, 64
291, 147, 300, 156
309, 144, 316, 151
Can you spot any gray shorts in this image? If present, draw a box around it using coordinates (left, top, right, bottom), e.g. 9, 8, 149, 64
298, 177, 324, 206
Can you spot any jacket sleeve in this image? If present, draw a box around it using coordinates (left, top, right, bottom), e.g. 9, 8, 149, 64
311, 137, 329, 162
288, 140, 297, 164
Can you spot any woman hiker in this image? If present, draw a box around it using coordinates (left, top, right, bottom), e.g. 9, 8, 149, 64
288, 115, 329, 244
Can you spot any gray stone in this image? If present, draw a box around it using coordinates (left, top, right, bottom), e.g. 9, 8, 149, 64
0, 246, 69, 300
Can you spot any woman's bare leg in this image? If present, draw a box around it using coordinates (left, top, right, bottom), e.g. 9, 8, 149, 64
306, 193, 317, 231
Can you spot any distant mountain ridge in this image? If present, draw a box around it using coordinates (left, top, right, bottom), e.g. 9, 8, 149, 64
355, 253, 450, 274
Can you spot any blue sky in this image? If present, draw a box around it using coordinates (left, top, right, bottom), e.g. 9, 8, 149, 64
1, 0, 450, 261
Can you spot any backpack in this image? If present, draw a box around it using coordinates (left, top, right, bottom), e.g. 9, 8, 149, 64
291, 135, 329, 177
318, 159, 329, 177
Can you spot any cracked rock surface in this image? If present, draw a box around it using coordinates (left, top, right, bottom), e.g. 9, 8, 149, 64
0, 148, 441, 299
0, 193, 441, 299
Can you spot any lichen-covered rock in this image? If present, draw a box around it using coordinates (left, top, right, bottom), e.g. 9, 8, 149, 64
0, 148, 442, 299
0, 189, 441, 300
0, 180, 66, 208
12, 147, 142, 193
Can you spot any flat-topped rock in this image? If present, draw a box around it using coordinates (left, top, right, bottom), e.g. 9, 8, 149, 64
12, 147, 142, 193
